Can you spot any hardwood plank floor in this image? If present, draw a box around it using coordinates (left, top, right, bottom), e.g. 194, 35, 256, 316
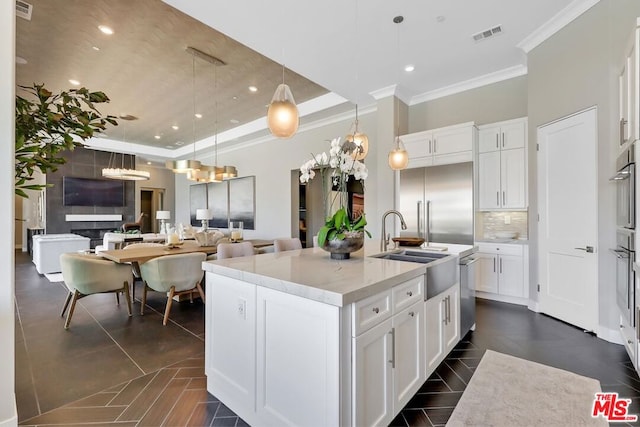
14, 251, 640, 426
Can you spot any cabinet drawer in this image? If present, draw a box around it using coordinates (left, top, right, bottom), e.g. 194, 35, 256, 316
477, 243, 523, 256
392, 275, 424, 312
352, 290, 392, 336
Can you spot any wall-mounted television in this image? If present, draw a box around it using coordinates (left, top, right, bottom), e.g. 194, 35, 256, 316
63, 176, 125, 207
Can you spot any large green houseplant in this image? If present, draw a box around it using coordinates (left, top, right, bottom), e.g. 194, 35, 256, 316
15, 83, 117, 197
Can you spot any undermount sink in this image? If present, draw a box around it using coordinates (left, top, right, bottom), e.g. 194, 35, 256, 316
370, 250, 451, 264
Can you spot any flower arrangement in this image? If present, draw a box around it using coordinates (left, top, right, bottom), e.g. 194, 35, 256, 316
299, 137, 371, 247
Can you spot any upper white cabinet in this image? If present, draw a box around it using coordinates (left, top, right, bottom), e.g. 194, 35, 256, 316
619, 18, 639, 146
402, 122, 476, 168
477, 118, 528, 210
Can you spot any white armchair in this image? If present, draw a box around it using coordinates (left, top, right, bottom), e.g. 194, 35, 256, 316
60, 253, 133, 329
139, 252, 206, 325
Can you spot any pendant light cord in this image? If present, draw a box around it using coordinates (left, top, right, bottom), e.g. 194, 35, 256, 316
192, 52, 197, 161
214, 62, 218, 167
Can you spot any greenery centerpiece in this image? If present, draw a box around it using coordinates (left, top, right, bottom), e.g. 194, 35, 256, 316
15, 83, 117, 197
299, 137, 370, 259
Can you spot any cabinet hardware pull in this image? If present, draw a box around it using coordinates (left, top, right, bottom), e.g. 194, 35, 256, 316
496, 134, 499, 148
434, 139, 437, 153
502, 191, 506, 206
493, 257, 496, 272
442, 299, 447, 325
499, 258, 502, 274
621, 118, 628, 144
407, 291, 413, 297
388, 328, 396, 368
496, 192, 499, 206
409, 311, 415, 317
629, 340, 633, 345
502, 132, 505, 147
372, 307, 379, 314
446, 296, 451, 323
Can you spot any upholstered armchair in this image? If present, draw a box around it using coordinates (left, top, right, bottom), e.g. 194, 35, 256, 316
123, 242, 164, 300
216, 241, 255, 259
139, 252, 206, 325
273, 238, 302, 252
59, 253, 133, 329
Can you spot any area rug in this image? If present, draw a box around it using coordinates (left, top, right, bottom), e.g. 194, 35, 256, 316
446, 350, 608, 426
44, 273, 63, 283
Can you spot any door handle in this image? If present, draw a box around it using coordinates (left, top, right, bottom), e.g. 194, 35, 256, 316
417, 201, 422, 239
575, 246, 595, 253
388, 328, 395, 368
425, 200, 431, 244
610, 248, 628, 258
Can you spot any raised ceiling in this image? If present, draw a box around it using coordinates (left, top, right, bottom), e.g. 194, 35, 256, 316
16, 0, 595, 162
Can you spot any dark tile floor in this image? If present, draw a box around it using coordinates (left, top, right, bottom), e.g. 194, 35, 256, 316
14, 250, 640, 426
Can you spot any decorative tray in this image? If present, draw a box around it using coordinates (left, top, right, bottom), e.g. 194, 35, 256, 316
391, 237, 425, 247
164, 242, 184, 249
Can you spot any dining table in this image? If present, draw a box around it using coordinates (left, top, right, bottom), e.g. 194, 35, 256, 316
99, 239, 274, 264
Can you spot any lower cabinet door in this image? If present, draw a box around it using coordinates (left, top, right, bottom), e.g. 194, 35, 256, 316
425, 294, 445, 375
393, 300, 426, 411
476, 253, 499, 293
443, 284, 460, 352
353, 318, 394, 427
498, 254, 525, 297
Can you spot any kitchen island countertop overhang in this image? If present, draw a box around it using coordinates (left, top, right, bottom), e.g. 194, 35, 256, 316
201, 241, 475, 306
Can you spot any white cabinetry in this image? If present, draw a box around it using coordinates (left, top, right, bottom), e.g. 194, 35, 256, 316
476, 243, 528, 304
425, 283, 459, 374
353, 276, 425, 427
401, 122, 476, 168
478, 118, 527, 210
619, 18, 639, 146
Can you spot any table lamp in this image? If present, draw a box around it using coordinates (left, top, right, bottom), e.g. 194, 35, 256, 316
156, 210, 170, 234
196, 209, 212, 230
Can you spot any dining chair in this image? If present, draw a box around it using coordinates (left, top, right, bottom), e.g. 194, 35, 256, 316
139, 252, 206, 325
273, 238, 302, 252
216, 241, 255, 259
60, 253, 133, 329
123, 242, 164, 301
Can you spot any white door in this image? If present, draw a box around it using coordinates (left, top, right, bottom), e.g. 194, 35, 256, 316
537, 108, 598, 332
478, 151, 501, 210
392, 301, 425, 411
353, 319, 393, 427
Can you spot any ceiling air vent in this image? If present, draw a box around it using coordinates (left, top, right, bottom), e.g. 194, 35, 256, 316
16, 0, 32, 20
472, 25, 503, 42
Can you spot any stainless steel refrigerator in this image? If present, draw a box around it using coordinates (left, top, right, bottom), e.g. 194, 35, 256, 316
399, 162, 474, 245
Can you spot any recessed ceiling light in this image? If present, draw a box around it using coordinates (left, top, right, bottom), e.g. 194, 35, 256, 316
171, 125, 179, 130
154, 135, 161, 140
195, 113, 202, 119
146, 161, 152, 165
98, 25, 113, 35
175, 141, 184, 146
92, 46, 100, 51
15, 56, 27, 64
232, 96, 238, 100
248, 86, 258, 93
404, 65, 415, 72
230, 119, 240, 124
68, 79, 80, 86
436, 15, 446, 23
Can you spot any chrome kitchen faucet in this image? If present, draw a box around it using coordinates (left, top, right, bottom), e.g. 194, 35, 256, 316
381, 210, 407, 252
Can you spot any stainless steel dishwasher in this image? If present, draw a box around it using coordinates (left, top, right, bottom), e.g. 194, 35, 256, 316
459, 254, 478, 336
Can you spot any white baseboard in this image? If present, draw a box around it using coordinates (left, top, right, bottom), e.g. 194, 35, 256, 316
527, 300, 540, 312
475, 291, 528, 306
598, 325, 624, 345
0, 395, 17, 427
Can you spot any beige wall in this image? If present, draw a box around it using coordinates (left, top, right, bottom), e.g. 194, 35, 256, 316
527, 0, 640, 336
135, 163, 176, 227
408, 75, 528, 132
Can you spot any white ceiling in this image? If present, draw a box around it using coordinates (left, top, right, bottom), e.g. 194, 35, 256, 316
16, 0, 598, 164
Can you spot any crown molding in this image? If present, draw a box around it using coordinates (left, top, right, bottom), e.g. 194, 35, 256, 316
409, 65, 528, 105
369, 85, 412, 105
517, 0, 600, 53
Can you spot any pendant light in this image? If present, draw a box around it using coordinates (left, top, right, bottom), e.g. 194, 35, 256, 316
388, 15, 409, 171
102, 116, 150, 180
344, 0, 368, 161
166, 51, 201, 174
267, 60, 299, 138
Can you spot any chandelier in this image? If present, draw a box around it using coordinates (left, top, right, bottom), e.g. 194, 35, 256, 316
102, 116, 150, 181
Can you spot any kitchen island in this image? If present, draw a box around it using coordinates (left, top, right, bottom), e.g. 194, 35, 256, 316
202, 242, 473, 427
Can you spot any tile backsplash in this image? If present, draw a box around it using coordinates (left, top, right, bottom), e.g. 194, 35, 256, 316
476, 211, 528, 240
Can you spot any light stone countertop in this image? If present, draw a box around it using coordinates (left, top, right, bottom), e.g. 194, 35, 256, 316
202, 241, 474, 307
475, 238, 529, 245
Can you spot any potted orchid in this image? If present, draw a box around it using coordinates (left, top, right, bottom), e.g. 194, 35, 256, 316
299, 137, 370, 259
